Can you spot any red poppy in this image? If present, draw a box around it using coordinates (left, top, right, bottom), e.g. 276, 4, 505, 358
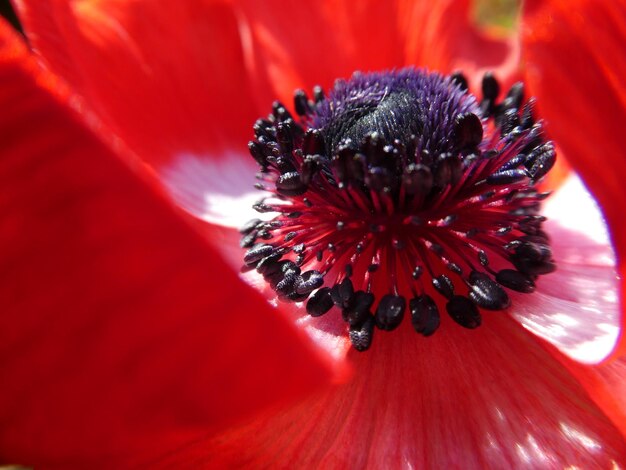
0, 0, 625, 468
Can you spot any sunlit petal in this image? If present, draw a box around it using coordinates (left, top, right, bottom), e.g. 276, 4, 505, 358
14, 0, 256, 168
509, 175, 619, 363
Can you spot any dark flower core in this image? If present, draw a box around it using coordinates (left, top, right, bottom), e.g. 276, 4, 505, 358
241, 69, 556, 351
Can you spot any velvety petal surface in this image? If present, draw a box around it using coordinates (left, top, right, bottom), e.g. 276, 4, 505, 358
13, 0, 257, 168
522, 0, 626, 357
235, 0, 519, 111
0, 22, 336, 468
155, 314, 626, 469
400, 0, 521, 91
557, 354, 626, 441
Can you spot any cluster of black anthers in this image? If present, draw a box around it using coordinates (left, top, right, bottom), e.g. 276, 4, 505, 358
241, 69, 556, 351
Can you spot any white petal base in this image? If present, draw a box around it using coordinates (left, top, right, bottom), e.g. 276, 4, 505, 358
161, 152, 265, 227
509, 174, 619, 364
162, 155, 620, 364
161, 153, 352, 359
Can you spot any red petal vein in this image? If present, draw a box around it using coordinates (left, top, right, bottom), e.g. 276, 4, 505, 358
0, 20, 334, 468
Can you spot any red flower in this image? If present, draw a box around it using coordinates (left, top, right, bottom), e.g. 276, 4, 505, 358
0, 0, 625, 467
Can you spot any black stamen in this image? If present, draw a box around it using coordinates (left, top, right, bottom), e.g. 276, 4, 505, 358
495, 269, 536, 293
375, 294, 407, 331
343, 291, 375, 326
241, 68, 556, 351
450, 71, 469, 91
482, 72, 500, 101
349, 315, 375, 351
468, 271, 511, 310
244, 243, 275, 265
453, 112, 483, 151
432, 274, 455, 300
446, 296, 482, 329
296, 270, 324, 295
410, 295, 440, 337
330, 278, 354, 310
306, 288, 334, 316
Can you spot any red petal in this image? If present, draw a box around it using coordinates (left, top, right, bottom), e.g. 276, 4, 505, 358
156, 315, 626, 468
522, 0, 626, 358
235, 0, 405, 110
236, 0, 518, 111
557, 355, 626, 441
0, 22, 336, 468
591, 358, 626, 437
13, 0, 256, 169
401, 0, 521, 91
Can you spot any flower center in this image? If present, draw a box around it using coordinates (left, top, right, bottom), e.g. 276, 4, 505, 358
241, 69, 556, 351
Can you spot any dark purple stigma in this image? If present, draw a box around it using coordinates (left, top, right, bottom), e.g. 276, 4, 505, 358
241, 68, 556, 352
